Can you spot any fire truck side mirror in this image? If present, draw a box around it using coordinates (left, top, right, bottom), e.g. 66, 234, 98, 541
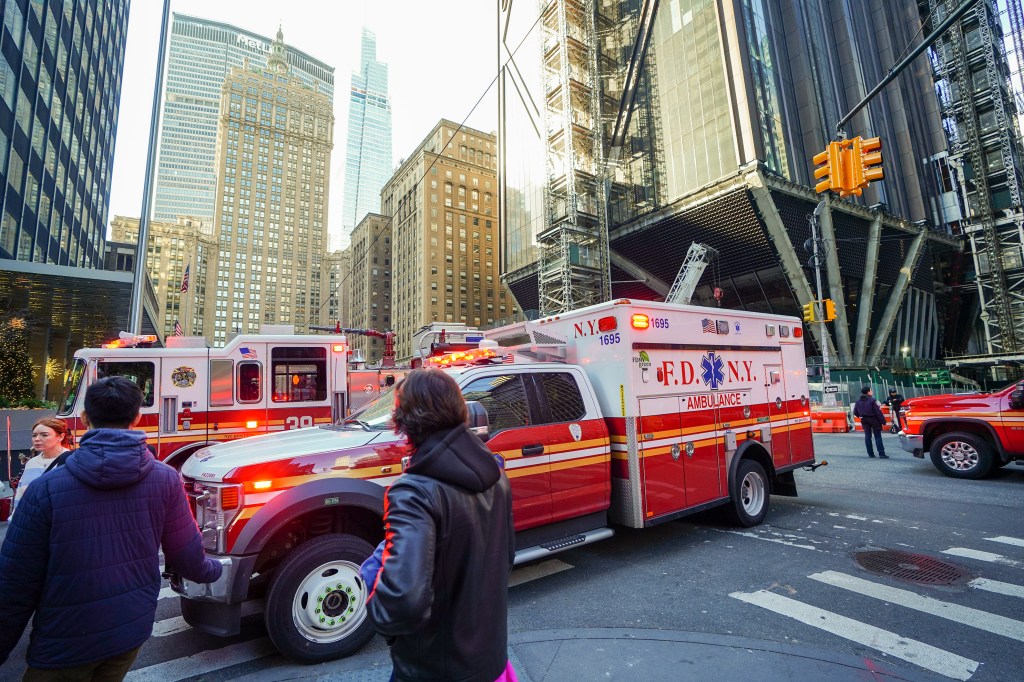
466, 400, 490, 442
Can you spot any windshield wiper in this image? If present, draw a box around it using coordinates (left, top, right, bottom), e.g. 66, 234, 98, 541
339, 418, 372, 431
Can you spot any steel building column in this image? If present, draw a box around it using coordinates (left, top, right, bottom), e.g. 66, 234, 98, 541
818, 199, 853, 364
609, 253, 672, 296
853, 215, 882, 365
748, 173, 836, 358
866, 231, 927, 364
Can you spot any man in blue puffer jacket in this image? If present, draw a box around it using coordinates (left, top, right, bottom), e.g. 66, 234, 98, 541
0, 376, 222, 679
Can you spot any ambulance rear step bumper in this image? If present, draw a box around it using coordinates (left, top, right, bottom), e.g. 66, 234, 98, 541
514, 527, 614, 565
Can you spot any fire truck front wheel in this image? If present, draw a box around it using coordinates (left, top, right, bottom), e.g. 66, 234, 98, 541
265, 533, 376, 664
725, 459, 769, 527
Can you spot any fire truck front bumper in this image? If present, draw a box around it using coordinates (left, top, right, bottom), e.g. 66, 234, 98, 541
170, 554, 258, 637
899, 433, 924, 458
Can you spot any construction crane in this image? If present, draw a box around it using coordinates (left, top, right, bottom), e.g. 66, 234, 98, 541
666, 243, 718, 305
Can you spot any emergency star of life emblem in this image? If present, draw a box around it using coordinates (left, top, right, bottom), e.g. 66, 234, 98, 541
701, 352, 725, 390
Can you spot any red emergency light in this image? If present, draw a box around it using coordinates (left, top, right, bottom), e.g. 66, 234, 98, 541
598, 316, 618, 332
792, 327, 803, 338
426, 347, 498, 367
101, 334, 158, 349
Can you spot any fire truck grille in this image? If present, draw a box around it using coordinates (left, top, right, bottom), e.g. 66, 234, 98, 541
854, 550, 973, 586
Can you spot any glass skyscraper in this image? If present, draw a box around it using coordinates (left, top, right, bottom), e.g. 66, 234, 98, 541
1, 0, 129, 267
341, 28, 392, 245
154, 14, 334, 223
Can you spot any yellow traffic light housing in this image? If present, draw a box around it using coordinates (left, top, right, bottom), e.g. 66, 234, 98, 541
813, 142, 842, 194
823, 299, 837, 322
861, 136, 884, 184
802, 302, 817, 324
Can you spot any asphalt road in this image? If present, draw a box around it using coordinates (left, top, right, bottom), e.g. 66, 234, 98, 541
1, 430, 1022, 681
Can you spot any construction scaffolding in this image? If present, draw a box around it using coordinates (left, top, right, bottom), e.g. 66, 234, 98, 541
925, 0, 1024, 374
538, 0, 611, 315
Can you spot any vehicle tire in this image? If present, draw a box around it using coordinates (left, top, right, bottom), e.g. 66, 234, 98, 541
725, 459, 769, 527
265, 533, 376, 664
929, 431, 996, 480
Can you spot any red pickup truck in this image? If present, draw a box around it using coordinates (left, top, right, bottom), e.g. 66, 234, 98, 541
899, 381, 1024, 478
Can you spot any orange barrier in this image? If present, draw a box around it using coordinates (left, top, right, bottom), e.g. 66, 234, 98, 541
812, 410, 850, 433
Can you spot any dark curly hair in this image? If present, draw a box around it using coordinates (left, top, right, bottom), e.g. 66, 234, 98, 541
392, 368, 468, 448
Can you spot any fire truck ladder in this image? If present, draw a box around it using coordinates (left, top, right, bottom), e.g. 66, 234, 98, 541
666, 243, 718, 305
927, 0, 1024, 362
539, 0, 610, 315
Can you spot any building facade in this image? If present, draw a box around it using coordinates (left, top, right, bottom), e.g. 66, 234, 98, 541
341, 28, 392, 244
204, 35, 334, 345
382, 120, 515, 361
155, 15, 334, 224
348, 213, 392, 361
499, 0, 961, 369
109, 215, 216, 340
322, 247, 352, 332
1, 0, 128, 266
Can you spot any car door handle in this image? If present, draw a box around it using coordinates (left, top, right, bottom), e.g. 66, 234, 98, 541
521, 444, 544, 456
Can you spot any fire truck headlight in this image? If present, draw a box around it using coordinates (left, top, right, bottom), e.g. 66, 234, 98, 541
193, 482, 244, 552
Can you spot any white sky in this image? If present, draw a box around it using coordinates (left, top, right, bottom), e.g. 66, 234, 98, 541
107, 0, 498, 249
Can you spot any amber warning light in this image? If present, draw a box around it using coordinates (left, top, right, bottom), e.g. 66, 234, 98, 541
630, 314, 649, 330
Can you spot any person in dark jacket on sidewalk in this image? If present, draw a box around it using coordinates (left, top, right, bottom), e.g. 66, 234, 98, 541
365, 368, 515, 682
0, 376, 223, 680
853, 386, 889, 458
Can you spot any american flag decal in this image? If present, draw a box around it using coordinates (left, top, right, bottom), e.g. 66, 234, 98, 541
239, 347, 257, 359
504, 353, 514, 364
701, 318, 716, 334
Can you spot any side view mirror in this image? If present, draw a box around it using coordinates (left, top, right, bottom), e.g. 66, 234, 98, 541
1010, 389, 1024, 410
465, 400, 490, 442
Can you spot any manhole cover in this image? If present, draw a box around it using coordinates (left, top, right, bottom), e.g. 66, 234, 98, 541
854, 550, 973, 586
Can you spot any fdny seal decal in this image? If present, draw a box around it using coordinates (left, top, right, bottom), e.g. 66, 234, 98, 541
171, 366, 197, 388
568, 423, 583, 442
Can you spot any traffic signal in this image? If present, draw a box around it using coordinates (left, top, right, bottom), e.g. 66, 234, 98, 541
860, 136, 884, 184
802, 301, 817, 324
823, 298, 837, 322
813, 142, 842, 194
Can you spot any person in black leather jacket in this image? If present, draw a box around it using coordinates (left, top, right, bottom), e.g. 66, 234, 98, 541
366, 368, 515, 682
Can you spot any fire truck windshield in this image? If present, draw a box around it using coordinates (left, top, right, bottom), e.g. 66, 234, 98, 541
57, 359, 86, 416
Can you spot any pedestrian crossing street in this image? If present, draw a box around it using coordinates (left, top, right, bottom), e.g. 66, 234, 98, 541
729, 534, 1024, 681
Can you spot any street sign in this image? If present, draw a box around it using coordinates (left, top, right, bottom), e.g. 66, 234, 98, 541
824, 384, 840, 394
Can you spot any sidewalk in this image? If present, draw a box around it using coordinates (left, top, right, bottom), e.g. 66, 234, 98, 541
235, 628, 944, 682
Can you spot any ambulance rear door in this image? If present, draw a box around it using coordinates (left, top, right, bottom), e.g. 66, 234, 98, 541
763, 364, 791, 467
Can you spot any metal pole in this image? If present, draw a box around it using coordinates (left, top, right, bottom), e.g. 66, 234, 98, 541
129, 0, 171, 335
811, 200, 835, 407
835, 0, 978, 136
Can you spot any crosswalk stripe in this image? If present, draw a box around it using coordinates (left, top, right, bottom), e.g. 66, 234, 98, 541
158, 587, 176, 601
809, 570, 1024, 642
969, 578, 1024, 599
729, 589, 979, 681
984, 536, 1024, 549
509, 559, 573, 587
125, 637, 276, 681
152, 600, 263, 637
942, 547, 1022, 567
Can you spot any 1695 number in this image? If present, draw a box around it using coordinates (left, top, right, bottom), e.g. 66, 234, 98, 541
652, 317, 670, 329
599, 333, 621, 346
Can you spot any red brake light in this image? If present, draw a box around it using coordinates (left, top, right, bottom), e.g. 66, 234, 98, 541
631, 314, 649, 330
792, 327, 803, 338
598, 316, 617, 332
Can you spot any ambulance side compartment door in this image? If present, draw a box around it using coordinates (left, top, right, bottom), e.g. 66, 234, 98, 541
763, 365, 791, 467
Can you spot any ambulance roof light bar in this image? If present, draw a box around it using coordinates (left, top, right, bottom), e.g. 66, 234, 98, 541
102, 332, 158, 349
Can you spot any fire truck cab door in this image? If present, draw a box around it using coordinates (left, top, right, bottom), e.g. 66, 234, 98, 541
764, 365, 791, 467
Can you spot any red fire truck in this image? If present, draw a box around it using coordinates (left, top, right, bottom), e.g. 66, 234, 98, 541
54, 328, 406, 468
169, 299, 820, 663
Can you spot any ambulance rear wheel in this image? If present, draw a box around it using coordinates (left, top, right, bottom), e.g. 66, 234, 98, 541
265, 533, 376, 664
726, 459, 769, 527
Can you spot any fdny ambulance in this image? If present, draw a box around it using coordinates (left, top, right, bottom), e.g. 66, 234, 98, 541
170, 299, 818, 663
54, 328, 377, 468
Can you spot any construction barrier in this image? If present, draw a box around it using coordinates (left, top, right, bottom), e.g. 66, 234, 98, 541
812, 410, 850, 433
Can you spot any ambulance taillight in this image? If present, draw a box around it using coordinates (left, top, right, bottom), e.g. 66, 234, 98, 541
598, 316, 617, 332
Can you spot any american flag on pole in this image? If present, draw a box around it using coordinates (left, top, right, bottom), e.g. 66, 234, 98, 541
701, 318, 716, 334
180, 263, 190, 293
173, 320, 183, 336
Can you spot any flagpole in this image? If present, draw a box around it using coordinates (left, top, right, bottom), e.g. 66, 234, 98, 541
129, 0, 171, 335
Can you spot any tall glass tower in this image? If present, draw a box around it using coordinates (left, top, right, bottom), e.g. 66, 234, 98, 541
341, 28, 392, 245
154, 14, 334, 223
0, 0, 129, 267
